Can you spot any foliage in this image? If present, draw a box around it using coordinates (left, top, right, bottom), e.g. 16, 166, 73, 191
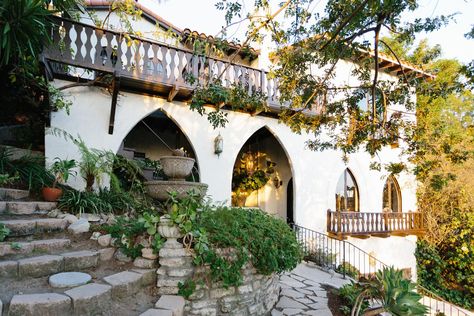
0, 147, 54, 191
338, 281, 369, 316
336, 262, 360, 279
304, 247, 337, 269
189, 80, 267, 129
166, 192, 302, 293
103, 215, 147, 259
58, 187, 152, 216
49, 157, 76, 188
0, 223, 10, 242
342, 267, 427, 316
416, 238, 474, 310
177, 279, 197, 299
231, 152, 275, 195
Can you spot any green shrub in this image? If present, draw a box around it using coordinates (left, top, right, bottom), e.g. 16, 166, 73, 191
338, 281, 368, 315
336, 261, 360, 279
0, 147, 54, 191
58, 188, 153, 215
165, 192, 303, 291
416, 239, 474, 310
0, 223, 10, 242
103, 216, 147, 259
198, 206, 303, 276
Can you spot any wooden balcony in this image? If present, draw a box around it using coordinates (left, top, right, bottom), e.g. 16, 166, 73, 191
326, 210, 424, 239
42, 17, 280, 108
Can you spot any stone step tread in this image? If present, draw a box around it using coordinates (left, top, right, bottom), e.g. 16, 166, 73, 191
0, 201, 57, 215
1, 249, 105, 279
0, 218, 68, 236
0, 188, 30, 201
0, 238, 71, 258
5, 270, 157, 316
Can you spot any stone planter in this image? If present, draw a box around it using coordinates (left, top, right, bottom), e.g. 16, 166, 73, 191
142, 167, 155, 181
145, 180, 208, 201
160, 156, 195, 180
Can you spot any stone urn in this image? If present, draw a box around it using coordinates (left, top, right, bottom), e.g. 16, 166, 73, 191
160, 156, 195, 181
158, 215, 184, 239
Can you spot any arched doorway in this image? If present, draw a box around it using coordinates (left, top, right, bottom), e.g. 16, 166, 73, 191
231, 127, 293, 220
118, 109, 199, 181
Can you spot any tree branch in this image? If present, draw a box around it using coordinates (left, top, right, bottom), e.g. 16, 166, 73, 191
379, 39, 410, 85
319, 0, 371, 51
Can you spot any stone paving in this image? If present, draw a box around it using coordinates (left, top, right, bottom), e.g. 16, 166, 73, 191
272, 262, 351, 316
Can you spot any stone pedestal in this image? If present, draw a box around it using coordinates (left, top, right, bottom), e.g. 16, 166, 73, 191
157, 215, 193, 295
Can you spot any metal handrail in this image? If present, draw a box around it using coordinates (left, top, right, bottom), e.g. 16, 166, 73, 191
291, 223, 471, 316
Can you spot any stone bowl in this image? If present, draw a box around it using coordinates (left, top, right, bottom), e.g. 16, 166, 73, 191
160, 156, 195, 180
144, 180, 208, 201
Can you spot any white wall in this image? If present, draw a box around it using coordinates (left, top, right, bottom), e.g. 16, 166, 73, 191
46, 80, 418, 275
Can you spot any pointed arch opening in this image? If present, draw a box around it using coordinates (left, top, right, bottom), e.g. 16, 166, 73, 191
335, 168, 359, 212
383, 175, 402, 212
231, 127, 293, 220
117, 109, 200, 181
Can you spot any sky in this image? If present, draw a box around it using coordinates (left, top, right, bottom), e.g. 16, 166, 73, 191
141, 0, 474, 63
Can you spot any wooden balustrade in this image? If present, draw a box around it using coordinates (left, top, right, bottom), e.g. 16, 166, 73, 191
327, 210, 424, 239
43, 17, 280, 106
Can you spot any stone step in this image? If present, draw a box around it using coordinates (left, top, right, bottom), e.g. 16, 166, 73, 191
0, 249, 106, 279
0, 218, 67, 236
0, 201, 57, 215
5, 269, 156, 316
0, 188, 29, 201
0, 238, 71, 258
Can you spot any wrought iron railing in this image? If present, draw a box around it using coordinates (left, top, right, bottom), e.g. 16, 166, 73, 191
291, 223, 472, 316
327, 209, 424, 238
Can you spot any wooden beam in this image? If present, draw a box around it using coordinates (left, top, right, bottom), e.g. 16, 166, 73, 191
251, 108, 264, 117
167, 85, 179, 102
379, 61, 394, 70
108, 72, 121, 135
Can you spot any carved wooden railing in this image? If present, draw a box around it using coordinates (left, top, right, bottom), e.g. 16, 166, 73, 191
326, 210, 424, 238
43, 17, 280, 105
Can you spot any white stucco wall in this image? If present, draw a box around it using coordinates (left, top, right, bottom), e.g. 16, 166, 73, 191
46, 80, 418, 276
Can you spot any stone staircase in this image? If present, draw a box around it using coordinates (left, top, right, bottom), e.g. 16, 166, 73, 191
0, 188, 160, 316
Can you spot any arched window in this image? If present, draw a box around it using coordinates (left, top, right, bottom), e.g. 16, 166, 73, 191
335, 169, 359, 212
383, 175, 402, 212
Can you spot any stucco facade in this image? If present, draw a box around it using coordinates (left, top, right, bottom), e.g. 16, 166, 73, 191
46, 78, 418, 276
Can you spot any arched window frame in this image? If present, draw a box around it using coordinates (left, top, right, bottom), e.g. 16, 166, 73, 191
383, 175, 402, 212
335, 168, 360, 212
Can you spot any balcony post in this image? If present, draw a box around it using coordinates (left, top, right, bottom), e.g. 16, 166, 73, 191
337, 211, 342, 234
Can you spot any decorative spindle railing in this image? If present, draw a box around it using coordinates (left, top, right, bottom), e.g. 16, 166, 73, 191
326, 210, 424, 238
43, 17, 280, 105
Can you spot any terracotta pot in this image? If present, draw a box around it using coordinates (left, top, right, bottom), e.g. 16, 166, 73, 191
42, 187, 63, 202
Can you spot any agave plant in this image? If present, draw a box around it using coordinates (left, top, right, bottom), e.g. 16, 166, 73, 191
351, 267, 428, 316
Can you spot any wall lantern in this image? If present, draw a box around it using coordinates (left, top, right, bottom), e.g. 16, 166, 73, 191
273, 175, 282, 188
214, 133, 223, 157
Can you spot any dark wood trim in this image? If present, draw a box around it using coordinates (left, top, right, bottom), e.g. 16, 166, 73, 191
108, 72, 121, 135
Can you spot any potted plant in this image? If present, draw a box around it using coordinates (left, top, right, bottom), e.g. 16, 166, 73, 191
42, 158, 76, 201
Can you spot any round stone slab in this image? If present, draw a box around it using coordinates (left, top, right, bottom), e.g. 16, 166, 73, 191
49, 272, 92, 288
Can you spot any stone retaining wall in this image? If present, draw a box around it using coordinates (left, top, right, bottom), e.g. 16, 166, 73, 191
184, 266, 280, 316
157, 240, 280, 316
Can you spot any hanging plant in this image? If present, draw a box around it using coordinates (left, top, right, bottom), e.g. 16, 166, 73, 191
189, 79, 268, 129
231, 152, 276, 194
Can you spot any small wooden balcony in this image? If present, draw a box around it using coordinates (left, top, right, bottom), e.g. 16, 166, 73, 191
42, 17, 280, 109
326, 210, 424, 239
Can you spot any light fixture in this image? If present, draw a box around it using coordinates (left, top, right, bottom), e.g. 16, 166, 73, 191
244, 151, 257, 175
100, 47, 108, 66
214, 133, 223, 157
273, 175, 282, 188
